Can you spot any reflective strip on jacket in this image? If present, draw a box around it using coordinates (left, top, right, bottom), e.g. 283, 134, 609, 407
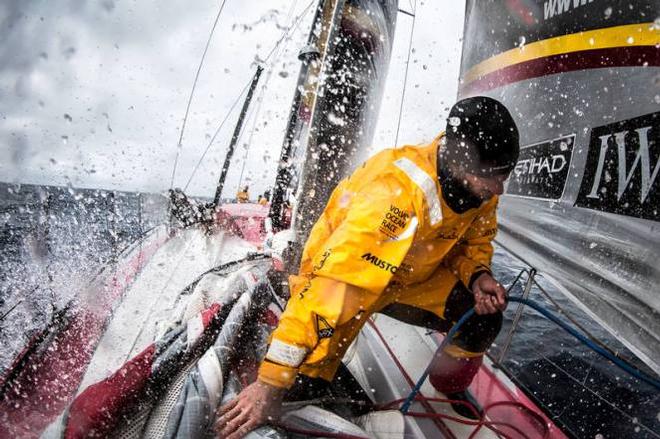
258, 135, 498, 388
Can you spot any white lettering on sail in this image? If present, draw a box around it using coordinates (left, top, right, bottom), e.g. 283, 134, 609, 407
551, 155, 567, 172
544, 0, 594, 20
514, 155, 567, 176
587, 134, 612, 199
623, 127, 658, 202
543, 0, 556, 19
587, 127, 659, 203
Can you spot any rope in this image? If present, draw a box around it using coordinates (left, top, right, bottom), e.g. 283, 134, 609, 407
367, 320, 457, 438
0, 299, 23, 323
170, 0, 230, 189
231, 268, 654, 438
401, 297, 660, 414
530, 276, 637, 366
394, 0, 417, 148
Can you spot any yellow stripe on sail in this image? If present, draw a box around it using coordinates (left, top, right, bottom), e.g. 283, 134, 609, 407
464, 22, 660, 84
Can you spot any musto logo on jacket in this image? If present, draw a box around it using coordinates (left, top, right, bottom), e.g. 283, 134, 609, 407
361, 252, 411, 274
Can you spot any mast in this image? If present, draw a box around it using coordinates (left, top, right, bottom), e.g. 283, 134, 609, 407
213, 65, 264, 207
268, 0, 331, 231
268, 0, 399, 272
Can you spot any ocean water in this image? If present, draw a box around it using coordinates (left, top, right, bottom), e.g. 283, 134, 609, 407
490, 246, 659, 438
0, 183, 657, 438
0, 182, 168, 375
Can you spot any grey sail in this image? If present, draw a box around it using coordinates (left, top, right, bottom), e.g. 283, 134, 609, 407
458, 0, 660, 373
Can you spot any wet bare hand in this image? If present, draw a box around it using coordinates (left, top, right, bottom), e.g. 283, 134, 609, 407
214, 379, 285, 439
471, 272, 507, 315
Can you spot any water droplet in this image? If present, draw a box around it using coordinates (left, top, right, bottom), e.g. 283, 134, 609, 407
653, 17, 660, 30
626, 36, 634, 44
448, 116, 461, 127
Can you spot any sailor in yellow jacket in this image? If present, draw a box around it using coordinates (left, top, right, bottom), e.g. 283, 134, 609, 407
236, 186, 250, 203
217, 96, 520, 437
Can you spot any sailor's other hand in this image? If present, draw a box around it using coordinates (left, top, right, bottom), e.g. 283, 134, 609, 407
471, 272, 507, 315
215, 379, 285, 439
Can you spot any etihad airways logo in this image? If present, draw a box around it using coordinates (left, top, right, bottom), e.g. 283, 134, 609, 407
576, 112, 659, 221
507, 135, 574, 201
514, 155, 567, 177
361, 252, 410, 274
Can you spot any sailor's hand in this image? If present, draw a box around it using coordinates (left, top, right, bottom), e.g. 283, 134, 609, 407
471, 272, 507, 315
215, 379, 285, 439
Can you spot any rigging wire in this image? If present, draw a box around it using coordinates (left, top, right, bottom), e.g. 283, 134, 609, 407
263, 0, 314, 63
181, 0, 315, 193
170, 0, 230, 189
183, 79, 252, 192
238, 0, 301, 189
237, 90, 265, 188
394, 0, 417, 147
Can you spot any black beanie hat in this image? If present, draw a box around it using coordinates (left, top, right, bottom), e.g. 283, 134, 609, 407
440, 96, 520, 177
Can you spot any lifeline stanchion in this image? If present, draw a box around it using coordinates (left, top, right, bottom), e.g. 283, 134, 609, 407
400, 297, 660, 414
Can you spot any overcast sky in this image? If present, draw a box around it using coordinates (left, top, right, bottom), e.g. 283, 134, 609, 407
0, 0, 465, 198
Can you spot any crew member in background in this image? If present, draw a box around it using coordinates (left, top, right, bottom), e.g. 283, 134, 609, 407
216, 96, 520, 437
236, 185, 250, 203
258, 193, 269, 206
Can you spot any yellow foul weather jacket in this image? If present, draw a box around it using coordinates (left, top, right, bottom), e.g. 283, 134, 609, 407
258, 135, 498, 388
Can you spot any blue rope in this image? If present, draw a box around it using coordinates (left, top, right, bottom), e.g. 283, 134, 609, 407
400, 297, 660, 414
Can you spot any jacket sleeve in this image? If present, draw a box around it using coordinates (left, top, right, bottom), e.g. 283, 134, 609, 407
258, 176, 418, 388
444, 197, 498, 289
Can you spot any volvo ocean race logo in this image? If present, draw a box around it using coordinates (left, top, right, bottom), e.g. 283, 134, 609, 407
575, 112, 659, 221
506, 134, 574, 200
316, 315, 334, 339
379, 205, 410, 239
